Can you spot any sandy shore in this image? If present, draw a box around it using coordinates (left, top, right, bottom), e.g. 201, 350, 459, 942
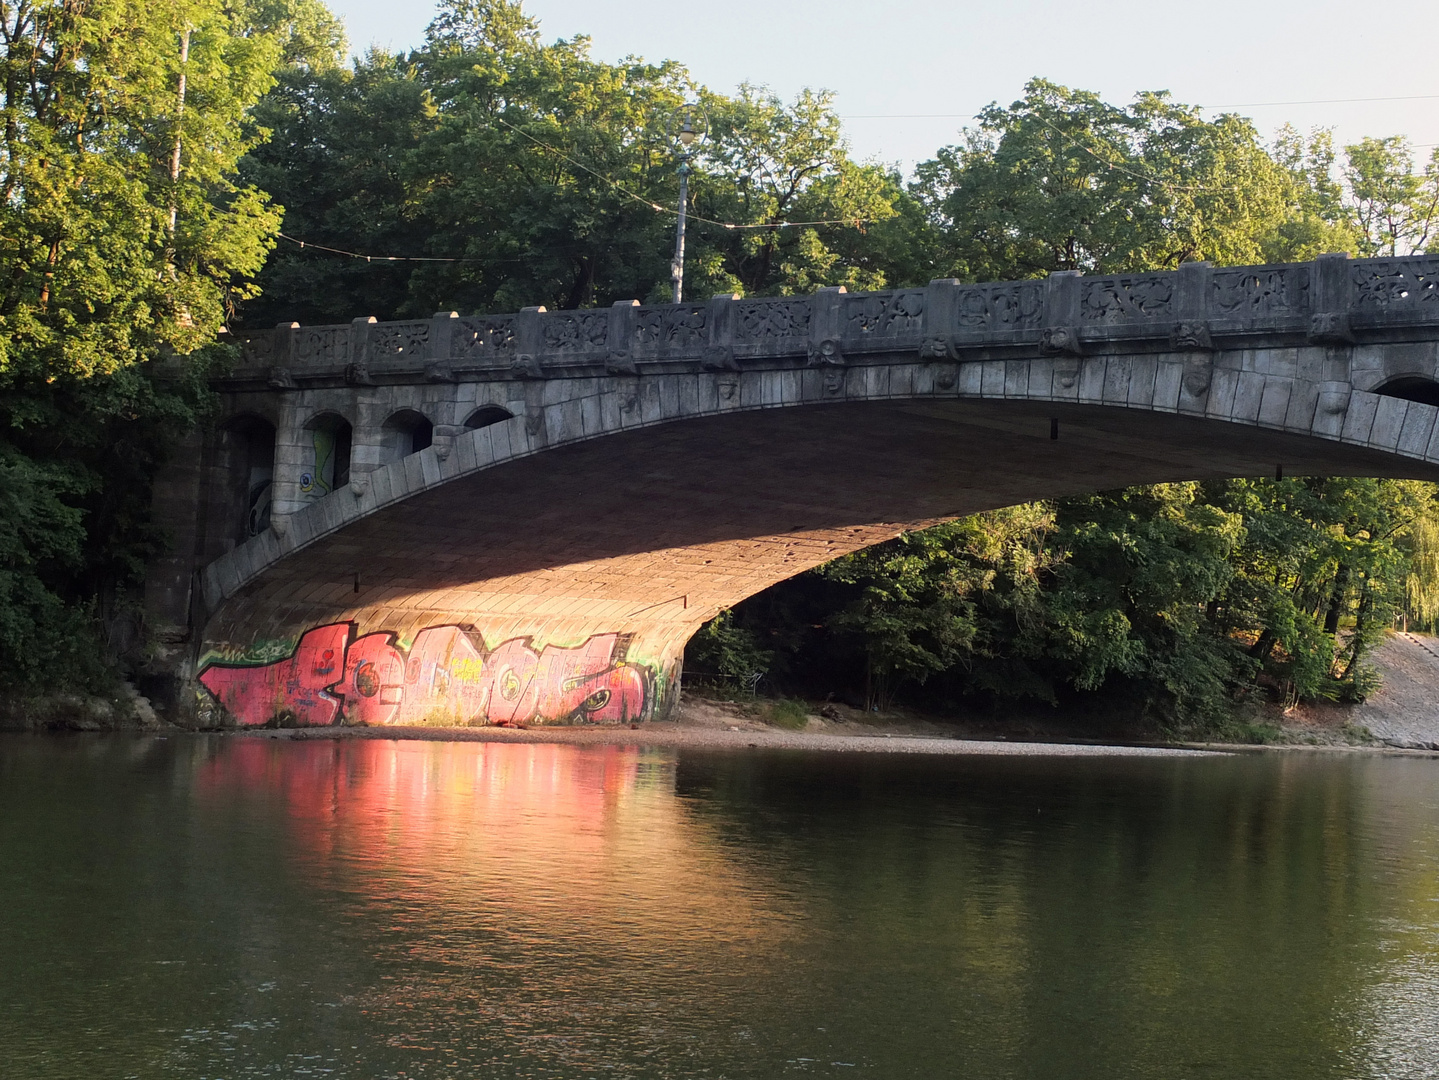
239, 721, 1227, 757
225, 688, 1439, 757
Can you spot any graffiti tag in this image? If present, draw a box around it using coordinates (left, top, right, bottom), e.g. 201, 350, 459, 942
199, 623, 649, 728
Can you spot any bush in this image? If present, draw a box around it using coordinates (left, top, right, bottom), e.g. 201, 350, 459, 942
765, 699, 810, 729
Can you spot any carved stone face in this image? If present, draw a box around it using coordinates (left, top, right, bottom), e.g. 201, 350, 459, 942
1182, 359, 1212, 397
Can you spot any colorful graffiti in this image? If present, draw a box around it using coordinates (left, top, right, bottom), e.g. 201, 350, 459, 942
198, 624, 650, 728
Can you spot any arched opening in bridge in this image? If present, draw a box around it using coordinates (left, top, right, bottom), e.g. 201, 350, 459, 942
1374, 376, 1439, 407
301, 412, 352, 498
463, 404, 513, 430
218, 414, 275, 542
380, 409, 433, 461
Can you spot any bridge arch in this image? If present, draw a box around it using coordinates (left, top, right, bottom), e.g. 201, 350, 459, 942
463, 404, 513, 430
1374, 376, 1439, 407
170, 254, 1439, 727
216, 413, 276, 543
194, 362, 1439, 729
380, 408, 433, 460
299, 411, 352, 501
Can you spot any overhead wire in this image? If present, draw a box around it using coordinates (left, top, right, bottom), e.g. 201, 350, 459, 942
841, 92, 1439, 119
1029, 116, 1233, 196
276, 233, 599, 265
276, 104, 1437, 265
489, 114, 872, 230
276, 115, 877, 265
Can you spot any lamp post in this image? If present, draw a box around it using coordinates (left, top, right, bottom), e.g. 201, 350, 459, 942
668, 104, 705, 304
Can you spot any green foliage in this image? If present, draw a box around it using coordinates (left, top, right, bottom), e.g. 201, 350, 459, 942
765, 699, 809, 730
816, 505, 1056, 708
1341, 137, 1439, 257
240, 0, 915, 323
698, 479, 1439, 726
0, 1, 308, 691
912, 79, 1294, 280
685, 609, 773, 692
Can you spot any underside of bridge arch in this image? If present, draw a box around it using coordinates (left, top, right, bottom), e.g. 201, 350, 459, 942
196, 398, 1439, 729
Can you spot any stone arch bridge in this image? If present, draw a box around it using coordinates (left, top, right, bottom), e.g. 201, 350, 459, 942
144, 253, 1439, 726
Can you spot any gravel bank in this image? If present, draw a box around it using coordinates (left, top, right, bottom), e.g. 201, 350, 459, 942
240, 721, 1221, 757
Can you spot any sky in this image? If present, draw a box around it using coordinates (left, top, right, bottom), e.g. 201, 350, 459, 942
329, 0, 1439, 173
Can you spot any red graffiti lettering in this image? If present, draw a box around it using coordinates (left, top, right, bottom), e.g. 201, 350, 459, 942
198, 623, 350, 727
333, 632, 407, 727
198, 623, 653, 728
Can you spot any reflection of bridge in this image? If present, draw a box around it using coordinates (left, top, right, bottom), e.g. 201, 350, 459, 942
145, 253, 1439, 725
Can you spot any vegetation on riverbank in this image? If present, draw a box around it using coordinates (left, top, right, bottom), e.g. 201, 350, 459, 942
1, 0, 1438, 736
687, 479, 1439, 727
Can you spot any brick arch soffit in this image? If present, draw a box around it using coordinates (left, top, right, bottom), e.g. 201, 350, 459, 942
200, 373, 1438, 614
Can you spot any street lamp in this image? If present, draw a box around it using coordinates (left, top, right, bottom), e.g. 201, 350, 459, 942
667, 103, 706, 304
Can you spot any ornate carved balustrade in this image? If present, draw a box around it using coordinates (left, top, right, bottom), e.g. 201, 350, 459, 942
222, 253, 1439, 390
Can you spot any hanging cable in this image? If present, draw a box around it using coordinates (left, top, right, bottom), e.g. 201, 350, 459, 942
279, 233, 475, 262
840, 93, 1439, 119
489, 114, 873, 230
1029, 116, 1244, 196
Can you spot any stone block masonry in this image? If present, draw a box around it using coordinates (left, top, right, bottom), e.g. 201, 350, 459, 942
143, 254, 1439, 726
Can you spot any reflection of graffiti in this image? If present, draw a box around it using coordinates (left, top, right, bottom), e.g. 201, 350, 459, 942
199, 624, 650, 729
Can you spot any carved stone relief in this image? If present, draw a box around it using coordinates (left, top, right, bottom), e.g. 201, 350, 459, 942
844, 291, 925, 336
1212, 268, 1309, 317
1353, 258, 1439, 307
542, 312, 609, 351
1039, 326, 1083, 357
1170, 322, 1214, 350
372, 322, 431, 357
701, 345, 738, 371
458, 317, 516, 356
955, 283, 1044, 330
808, 338, 844, 366
735, 299, 810, 341
635, 306, 708, 348
293, 327, 348, 365
238, 333, 277, 365
1081, 276, 1174, 321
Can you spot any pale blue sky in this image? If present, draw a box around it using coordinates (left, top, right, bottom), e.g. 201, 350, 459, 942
330, 0, 1439, 171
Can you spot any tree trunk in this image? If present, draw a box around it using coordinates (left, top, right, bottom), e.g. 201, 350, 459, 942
1248, 627, 1277, 662
1341, 584, 1373, 680
1324, 564, 1350, 635
562, 256, 594, 310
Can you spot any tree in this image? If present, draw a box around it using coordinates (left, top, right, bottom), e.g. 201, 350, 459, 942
239, 0, 918, 323
0, 0, 312, 691
1342, 136, 1439, 257
685, 85, 905, 297
1269, 126, 1361, 261
912, 78, 1295, 281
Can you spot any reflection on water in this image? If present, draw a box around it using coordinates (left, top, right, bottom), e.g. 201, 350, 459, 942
2, 735, 1439, 1078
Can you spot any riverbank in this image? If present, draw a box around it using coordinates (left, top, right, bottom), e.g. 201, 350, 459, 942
238, 717, 1217, 757
10, 632, 1439, 756
223, 695, 1439, 759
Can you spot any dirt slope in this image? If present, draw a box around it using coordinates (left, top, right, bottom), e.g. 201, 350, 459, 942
1352, 632, 1439, 749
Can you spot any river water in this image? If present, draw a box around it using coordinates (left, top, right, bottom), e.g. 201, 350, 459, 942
2, 735, 1438, 1079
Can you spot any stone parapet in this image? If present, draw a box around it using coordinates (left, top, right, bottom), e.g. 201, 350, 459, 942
220, 254, 1439, 390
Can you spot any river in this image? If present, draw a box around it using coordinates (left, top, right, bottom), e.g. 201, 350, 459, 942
2, 734, 1438, 1078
